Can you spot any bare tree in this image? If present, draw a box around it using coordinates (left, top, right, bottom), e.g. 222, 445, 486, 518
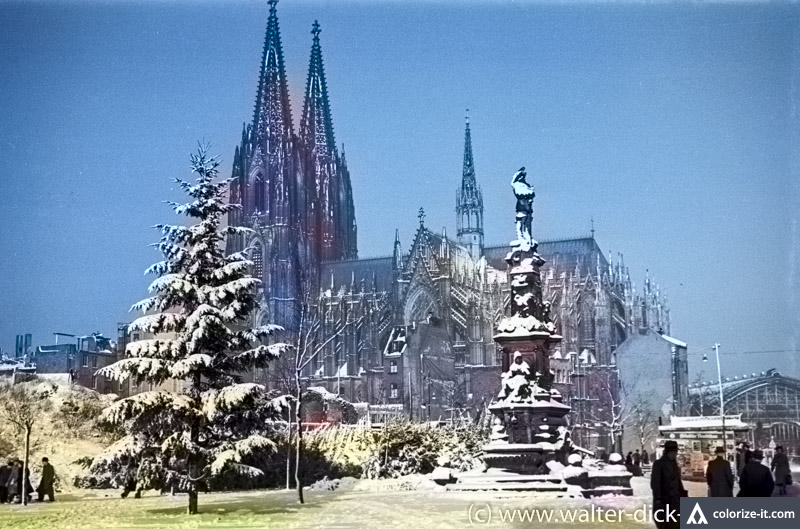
585, 368, 659, 455
0, 379, 55, 505
585, 368, 634, 453
627, 396, 658, 453
290, 289, 371, 504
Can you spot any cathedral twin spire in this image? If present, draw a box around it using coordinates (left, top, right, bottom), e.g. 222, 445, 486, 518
228, 0, 357, 329
299, 18, 357, 263
252, 0, 294, 151
300, 20, 335, 158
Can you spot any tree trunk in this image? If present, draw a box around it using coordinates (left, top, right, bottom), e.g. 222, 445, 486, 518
23, 426, 30, 506
187, 486, 198, 515
285, 417, 292, 490
187, 373, 201, 515
295, 368, 304, 504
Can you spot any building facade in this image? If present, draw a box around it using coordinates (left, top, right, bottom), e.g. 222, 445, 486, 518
615, 330, 690, 454
32, 333, 118, 393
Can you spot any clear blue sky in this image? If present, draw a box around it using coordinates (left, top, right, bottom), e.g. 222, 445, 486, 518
1, 0, 797, 379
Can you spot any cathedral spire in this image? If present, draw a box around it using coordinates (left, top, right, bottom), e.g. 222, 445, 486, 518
234, 0, 302, 330
252, 0, 294, 146
456, 110, 484, 260
462, 110, 476, 190
298, 19, 357, 264
300, 19, 336, 157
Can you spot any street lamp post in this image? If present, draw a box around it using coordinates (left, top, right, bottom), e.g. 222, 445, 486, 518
704, 343, 725, 452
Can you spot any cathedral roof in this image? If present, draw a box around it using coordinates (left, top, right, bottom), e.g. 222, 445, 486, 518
484, 236, 609, 277
320, 256, 394, 293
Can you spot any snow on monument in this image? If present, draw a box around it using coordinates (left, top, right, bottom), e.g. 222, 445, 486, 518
451, 167, 632, 497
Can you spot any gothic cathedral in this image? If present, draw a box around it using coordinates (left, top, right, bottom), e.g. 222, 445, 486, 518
227, 1, 671, 426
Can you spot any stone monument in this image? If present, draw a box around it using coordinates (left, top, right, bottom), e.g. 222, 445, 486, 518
450, 167, 631, 496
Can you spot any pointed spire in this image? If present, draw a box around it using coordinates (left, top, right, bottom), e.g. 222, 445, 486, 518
300, 19, 336, 157
393, 228, 402, 270
252, 0, 294, 146
456, 110, 484, 260
299, 20, 357, 262
461, 109, 477, 195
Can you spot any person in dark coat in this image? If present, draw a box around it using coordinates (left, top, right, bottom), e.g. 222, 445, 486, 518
0, 460, 12, 503
706, 446, 734, 497
770, 445, 791, 496
632, 449, 643, 476
738, 449, 774, 497
651, 440, 687, 529
36, 457, 56, 502
5, 460, 20, 503
642, 450, 650, 465
735, 442, 752, 477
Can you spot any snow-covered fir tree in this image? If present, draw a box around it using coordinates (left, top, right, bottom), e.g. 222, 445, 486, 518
97, 144, 289, 514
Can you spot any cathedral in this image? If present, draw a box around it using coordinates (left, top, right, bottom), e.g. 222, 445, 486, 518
227, 1, 671, 431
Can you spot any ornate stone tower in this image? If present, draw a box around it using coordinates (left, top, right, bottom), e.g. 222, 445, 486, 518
299, 20, 357, 269
227, 0, 302, 330
227, 1, 357, 330
455, 113, 484, 260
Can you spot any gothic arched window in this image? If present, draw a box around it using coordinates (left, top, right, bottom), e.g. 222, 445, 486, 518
254, 174, 265, 212
251, 241, 264, 279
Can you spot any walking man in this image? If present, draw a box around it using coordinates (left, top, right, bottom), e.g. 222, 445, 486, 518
738, 449, 774, 497
6, 460, 20, 503
705, 446, 733, 496
37, 457, 56, 502
771, 445, 791, 496
0, 460, 11, 503
651, 440, 687, 529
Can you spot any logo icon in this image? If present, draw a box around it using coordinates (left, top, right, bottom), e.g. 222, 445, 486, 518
686, 502, 709, 525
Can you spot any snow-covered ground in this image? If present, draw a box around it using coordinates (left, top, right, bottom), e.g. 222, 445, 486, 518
0, 475, 694, 529
3, 473, 798, 529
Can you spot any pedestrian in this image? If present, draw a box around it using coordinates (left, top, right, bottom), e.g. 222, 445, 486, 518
642, 449, 650, 465
770, 445, 791, 496
651, 440, 687, 529
625, 451, 633, 472
738, 449, 774, 497
37, 457, 56, 502
705, 446, 734, 497
632, 449, 642, 476
735, 442, 752, 477
6, 460, 20, 503
0, 460, 11, 503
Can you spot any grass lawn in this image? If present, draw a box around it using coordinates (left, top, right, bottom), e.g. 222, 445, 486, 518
0, 476, 705, 529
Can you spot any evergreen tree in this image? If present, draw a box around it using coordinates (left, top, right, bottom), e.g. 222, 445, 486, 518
97, 144, 288, 514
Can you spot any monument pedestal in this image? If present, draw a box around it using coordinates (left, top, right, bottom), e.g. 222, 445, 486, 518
450, 170, 631, 497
